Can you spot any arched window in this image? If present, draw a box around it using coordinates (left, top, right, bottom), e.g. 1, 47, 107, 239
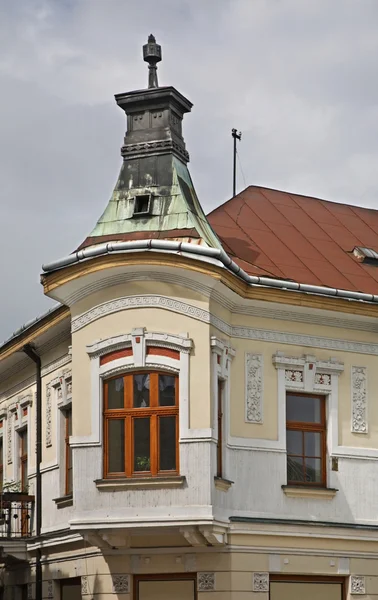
103, 371, 178, 478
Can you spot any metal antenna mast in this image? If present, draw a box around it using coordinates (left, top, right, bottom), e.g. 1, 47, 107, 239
232, 128, 242, 197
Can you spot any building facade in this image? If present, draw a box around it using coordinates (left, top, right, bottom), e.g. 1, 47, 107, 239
2, 35, 378, 600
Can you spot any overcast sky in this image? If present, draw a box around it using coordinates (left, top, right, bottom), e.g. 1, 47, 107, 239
1, 0, 378, 342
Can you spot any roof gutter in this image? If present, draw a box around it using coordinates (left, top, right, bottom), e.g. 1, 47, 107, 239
42, 239, 378, 305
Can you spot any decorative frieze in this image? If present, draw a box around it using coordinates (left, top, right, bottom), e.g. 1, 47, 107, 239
315, 373, 331, 386
47, 580, 53, 599
27, 583, 34, 600
112, 574, 130, 593
245, 353, 263, 423
285, 370, 303, 383
350, 575, 366, 595
46, 384, 52, 448
197, 573, 215, 591
7, 410, 12, 464
81, 576, 89, 595
351, 367, 367, 433
252, 572, 269, 592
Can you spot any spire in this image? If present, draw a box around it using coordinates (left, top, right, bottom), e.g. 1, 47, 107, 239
143, 34, 162, 89
76, 36, 222, 252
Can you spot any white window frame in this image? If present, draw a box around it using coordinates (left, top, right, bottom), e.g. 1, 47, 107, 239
273, 353, 344, 487
211, 336, 235, 480
71, 329, 199, 451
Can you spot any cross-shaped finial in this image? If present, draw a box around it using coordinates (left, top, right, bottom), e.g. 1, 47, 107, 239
143, 34, 162, 88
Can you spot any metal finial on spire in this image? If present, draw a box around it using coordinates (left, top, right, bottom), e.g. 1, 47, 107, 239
143, 34, 162, 88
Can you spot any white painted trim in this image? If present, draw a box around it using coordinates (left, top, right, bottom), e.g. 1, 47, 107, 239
72, 329, 195, 449
211, 337, 235, 480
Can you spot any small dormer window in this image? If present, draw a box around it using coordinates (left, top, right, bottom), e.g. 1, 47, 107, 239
133, 194, 152, 217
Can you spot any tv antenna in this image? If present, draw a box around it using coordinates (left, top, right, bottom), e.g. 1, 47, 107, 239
232, 128, 242, 197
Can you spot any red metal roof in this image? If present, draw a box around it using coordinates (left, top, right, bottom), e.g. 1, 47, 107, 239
207, 186, 378, 294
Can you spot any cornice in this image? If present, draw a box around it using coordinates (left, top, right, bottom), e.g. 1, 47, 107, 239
42, 251, 378, 320
0, 306, 70, 363
64, 269, 215, 306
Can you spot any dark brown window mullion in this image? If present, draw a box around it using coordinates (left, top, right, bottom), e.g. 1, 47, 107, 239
125, 416, 131, 477
105, 416, 126, 478
125, 375, 132, 409
150, 413, 158, 476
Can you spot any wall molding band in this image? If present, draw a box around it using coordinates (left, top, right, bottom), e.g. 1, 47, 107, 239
72, 295, 378, 356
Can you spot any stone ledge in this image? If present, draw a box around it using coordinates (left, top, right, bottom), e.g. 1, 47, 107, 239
282, 485, 338, 500
214, 476, 233, 492
53, 494, 73, 509
95, 476, 186, 490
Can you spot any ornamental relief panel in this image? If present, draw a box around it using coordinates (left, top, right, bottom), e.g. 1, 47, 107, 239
245, 353, 263, 423
351, 366, 367, 433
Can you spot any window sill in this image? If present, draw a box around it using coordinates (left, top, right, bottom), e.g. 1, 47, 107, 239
214, 476, 233, 492
53, 494, 73, 509
95, 476, 186, 491
282, 485, 338, 500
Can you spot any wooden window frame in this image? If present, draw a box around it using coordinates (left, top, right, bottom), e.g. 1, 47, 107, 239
103, 371, 179, 479
64, 408, 73, 496
286, 392, 327, 487
216, 379, 223, 478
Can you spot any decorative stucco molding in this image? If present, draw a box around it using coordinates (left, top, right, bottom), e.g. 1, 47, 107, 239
72, 295, 211, 333
197, 573, 215, 591
81, 576, 89, 596
252, 572, 269, 592
27, 583, 34, 600
73, 294, 378, 356
45, 384, 52, 448
211, 336, 235, 379
112, 574, 130, 593
86, 329, 192, 359
273, 353, 344, 394
47, 581, 53, 599
351, 367, 368, 433
350, 575, 366, 595
245, 353, 263, 423
7, 408, 14, 465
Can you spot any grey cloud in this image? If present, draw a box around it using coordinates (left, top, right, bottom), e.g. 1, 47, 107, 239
1, 0, 378, 340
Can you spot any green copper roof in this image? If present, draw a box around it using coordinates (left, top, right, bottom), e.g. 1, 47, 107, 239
86, 155, 222, 249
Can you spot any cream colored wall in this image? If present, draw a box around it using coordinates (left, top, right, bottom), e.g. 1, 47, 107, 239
10, 542, 378, 600
72, 306, 211, 435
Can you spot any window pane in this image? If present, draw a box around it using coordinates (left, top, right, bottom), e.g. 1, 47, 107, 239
286, 394, 321, 423
159, 375, 176, 406
305, 432, 321, 457
287, 456, 304, 482
134, 418, 150, 471
286, 430, 302, 455
159, 416, 176, 471
107, 378, 124, 409
108, 420, 125, 472
305, 458, 322, 483
133, 375, 150, 408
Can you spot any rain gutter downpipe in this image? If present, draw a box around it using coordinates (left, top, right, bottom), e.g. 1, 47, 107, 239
22, 344, 42, 600
42, 239, 378, 305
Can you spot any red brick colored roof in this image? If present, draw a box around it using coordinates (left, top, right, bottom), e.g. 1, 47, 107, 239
207, 186, 378, 294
